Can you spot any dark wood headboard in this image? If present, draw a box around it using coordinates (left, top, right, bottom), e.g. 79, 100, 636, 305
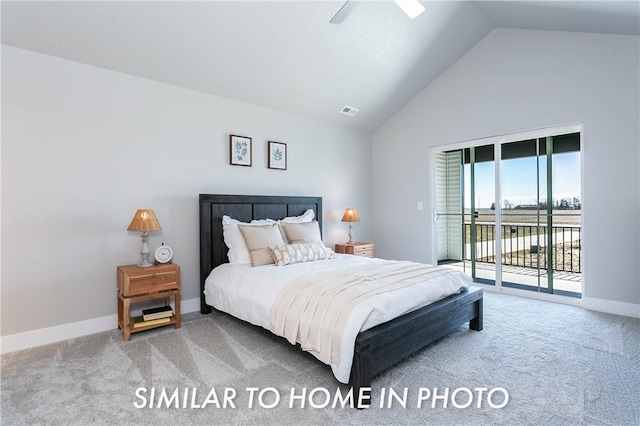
199, 194, 323, 314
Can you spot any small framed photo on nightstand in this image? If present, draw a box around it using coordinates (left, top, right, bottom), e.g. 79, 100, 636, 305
268, 141, 287, 170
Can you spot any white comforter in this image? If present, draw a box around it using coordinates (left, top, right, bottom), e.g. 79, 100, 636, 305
204, 255, 471, 383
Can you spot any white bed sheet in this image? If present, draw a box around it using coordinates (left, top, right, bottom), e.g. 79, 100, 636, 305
204, 254, 471, 383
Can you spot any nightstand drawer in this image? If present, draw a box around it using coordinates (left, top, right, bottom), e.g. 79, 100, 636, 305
118, 265, 180, 296
126, 271, 177, 295
353, 246, 374, 257
334, 242, 375, 258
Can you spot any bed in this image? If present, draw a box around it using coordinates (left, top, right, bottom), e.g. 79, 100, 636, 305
199, 194, 483, 396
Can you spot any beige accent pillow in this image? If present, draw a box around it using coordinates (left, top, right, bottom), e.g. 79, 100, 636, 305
222, 215, 275, 264
280, 221, 322, 244
270, 242, 333, 266
238, 224, 285, 266
278, 209, 315, 242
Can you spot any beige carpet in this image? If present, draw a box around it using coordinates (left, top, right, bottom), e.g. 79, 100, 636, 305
1, 292, 639, 425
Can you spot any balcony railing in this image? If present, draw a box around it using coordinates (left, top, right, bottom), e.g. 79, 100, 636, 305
463, 223, 582, 273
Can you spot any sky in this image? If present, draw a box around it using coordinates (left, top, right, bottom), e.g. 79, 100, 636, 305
465, 152, 581, 209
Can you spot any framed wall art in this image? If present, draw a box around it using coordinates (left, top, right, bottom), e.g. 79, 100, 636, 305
229, 135, 252, 166
268, 141, 287, 170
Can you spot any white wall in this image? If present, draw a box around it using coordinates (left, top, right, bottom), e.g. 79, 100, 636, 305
372, 29, 640, 312
1, 46, 373, 339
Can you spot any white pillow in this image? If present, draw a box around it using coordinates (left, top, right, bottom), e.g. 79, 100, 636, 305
279, 209, 314, 224
222, 215, 274, 264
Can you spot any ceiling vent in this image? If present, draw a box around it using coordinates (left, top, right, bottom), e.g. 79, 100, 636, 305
340, 106, 359, 117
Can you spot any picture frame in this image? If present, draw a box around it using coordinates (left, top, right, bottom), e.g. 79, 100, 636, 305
229, 135, 252, 166
268, 141, 287, 170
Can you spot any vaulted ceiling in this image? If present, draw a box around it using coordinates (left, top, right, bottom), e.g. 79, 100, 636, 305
2, 1, 638, 132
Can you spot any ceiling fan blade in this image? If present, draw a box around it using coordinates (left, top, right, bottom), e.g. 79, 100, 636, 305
330, 0, 357, 24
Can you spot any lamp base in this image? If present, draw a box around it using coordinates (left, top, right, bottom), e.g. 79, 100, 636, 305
136, 232, 154, 268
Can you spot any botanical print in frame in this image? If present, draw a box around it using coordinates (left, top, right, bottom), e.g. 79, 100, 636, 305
229, 135, 252, 166
268, 141, 287, 170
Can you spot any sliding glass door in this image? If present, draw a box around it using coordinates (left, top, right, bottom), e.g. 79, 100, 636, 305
500, 133, 581, 297
434, 127, 582, 298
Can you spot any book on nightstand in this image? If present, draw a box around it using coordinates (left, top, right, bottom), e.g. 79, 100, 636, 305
142, 305, 174, 321
132, 316, 171, 328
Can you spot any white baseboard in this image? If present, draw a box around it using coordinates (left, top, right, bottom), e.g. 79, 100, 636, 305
0, 297, 202, 355
464, 285, 638, 318
582, 297, 640, 318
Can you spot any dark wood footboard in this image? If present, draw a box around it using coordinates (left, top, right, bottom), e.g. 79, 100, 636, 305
349, 287, 483, 396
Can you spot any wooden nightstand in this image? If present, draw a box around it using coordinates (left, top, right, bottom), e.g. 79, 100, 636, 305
117, 263, 181, 341
334, 242, 375, 258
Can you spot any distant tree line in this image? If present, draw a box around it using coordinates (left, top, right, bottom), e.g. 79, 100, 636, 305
491, 197, 581, 210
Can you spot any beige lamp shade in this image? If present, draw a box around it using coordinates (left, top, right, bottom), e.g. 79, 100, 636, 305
127, 209, 162, 232
341, 208, 360, 223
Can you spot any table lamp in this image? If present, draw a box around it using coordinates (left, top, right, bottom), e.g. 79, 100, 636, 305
127, 209, 162, 267
341, 208, 360, 243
